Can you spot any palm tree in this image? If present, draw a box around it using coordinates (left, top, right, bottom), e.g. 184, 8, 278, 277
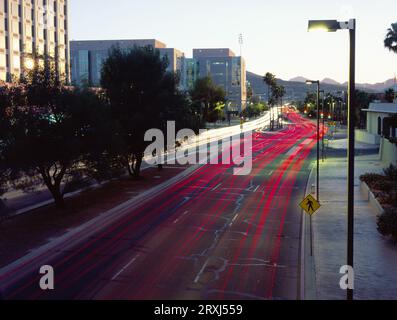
273, 85, 286, 128
384, 23, 397, 54
263, 72, 276, 104
263, 73, 277, 130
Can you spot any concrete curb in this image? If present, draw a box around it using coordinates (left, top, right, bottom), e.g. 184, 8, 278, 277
0, 164, 201, 290
360, 181, 385, 215
300, 162, 318, 300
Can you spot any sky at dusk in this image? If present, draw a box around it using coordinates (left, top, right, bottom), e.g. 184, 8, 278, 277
69, 0, 397, 84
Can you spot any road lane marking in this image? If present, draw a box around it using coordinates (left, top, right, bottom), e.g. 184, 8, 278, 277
212, 183, 222, 191
173, 211, 189, 224
111, 255, 140, 281
194, 259, 210, 283
229, 213, 239, 227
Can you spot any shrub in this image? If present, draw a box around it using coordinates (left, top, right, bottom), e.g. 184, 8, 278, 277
377, 208, 397, 239
372, 180, 394, 192
376, 192, 397, 207
384, 164, 397, 181
360, 173, 385, 188
388, 191, 397, 207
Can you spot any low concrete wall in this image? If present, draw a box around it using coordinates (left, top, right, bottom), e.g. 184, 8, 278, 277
380, 138, 397, 166
360, 181, 385, 215
356, 129, 380, 145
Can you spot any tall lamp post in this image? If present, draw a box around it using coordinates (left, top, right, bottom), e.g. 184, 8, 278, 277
306, 80, 321, 201
308, 19, 356, 301
319, 90, 326, 162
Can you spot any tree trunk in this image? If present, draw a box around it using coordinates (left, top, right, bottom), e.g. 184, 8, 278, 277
39, 165, 67, 210
49, 185, 65, 209
132, 153, 143, 180
126, 162, 134, 177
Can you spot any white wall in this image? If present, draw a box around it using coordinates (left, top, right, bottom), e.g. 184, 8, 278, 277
356, 129, 381, 145
367, 112, 389, 136
380, 138, 397, 166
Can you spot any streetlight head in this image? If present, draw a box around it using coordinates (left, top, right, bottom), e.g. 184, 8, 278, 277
308, 19, 355, 32
308, 20, 339, 32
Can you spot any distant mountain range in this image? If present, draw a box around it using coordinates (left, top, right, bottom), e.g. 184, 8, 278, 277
288, 76, 397, 92
247, 71, 396, 101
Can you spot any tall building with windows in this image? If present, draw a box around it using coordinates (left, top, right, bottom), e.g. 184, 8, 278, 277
0, 0, 70, 83
70, 39, 184, 87
183, 48, 247, 113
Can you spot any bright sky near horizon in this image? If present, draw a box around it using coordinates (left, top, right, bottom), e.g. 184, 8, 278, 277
69, 0, 397, 84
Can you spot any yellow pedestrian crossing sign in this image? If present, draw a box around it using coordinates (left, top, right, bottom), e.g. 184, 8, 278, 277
300, 194, 321, 216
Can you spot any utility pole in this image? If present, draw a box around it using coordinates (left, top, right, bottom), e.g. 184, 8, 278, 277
239, 34, 243, 57
306, 80, 321, 201
346, 19, 356, 301
322, 91, 325, 162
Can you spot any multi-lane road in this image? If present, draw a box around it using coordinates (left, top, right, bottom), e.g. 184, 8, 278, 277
0, 111, 319, 300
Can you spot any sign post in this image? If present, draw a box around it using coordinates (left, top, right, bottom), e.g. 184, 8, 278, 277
300, 194, 321, 256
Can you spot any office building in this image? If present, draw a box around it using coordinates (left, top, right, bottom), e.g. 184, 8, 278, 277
183, 48, 247, 112
0, 0, 70, 82
70, 39, 184, 86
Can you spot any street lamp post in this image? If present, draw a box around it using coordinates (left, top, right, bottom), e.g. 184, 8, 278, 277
308, 18, 356, 301
320, 90, 326, 162
306, 80, 321, 202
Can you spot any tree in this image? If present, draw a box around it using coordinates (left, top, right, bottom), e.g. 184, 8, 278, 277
263, 73, 277, 104
101, 46, 197, 179
272, 85, 286, 127
355, 90, 376, 128
385, 88, 395, 103
303, 92, 318, 117
304, 92, 317, 106
293, 100, 305, 113
247, 82, 254, 102
189, 76, 226, 124
385, 23, 397, 54
273, 85, 286, 103
0, 56, 109, 208
242, 102, 268, 118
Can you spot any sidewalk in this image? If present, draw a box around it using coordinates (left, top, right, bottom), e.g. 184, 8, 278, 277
304, 138, 397, 300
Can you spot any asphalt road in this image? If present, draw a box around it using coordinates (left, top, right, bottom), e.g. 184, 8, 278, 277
1, 112, 318, 300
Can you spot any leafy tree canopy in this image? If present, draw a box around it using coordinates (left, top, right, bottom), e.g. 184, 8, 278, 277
101, 46, 198, 178
189, 76, 226, 124
0, 56, 109, 208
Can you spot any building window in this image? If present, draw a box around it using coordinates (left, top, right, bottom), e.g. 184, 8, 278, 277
78, 50, 90, 83
378, 116, 382, 136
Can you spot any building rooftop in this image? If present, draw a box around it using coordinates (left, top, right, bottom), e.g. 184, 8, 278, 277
70, 39, 167, 50
363, 103, 397, 114
193, 48, 236, 58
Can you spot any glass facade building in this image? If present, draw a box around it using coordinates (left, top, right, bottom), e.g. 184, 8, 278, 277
0, 0, 70, 82
70, 39, 184, 87
186, 48, 247, 113
70, 41, 247, 112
